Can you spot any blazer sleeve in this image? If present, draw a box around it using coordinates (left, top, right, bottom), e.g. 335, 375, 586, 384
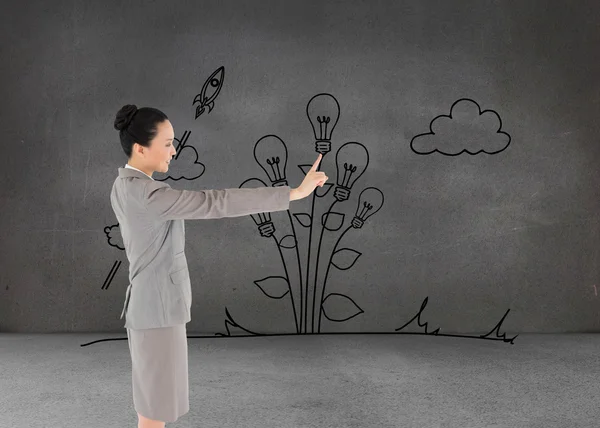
142, 181, 291, 221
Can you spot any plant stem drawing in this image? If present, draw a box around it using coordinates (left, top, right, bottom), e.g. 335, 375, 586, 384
304, 93, 340, 334
239, 176, 301, 333
318, 187, 384, 332
311, 142, 369, 333
251, 136, 306, 333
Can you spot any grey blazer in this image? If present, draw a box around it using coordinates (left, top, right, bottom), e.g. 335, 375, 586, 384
110, 167, 291, 330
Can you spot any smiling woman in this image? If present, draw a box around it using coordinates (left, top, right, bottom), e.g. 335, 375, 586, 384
110, 104, 327, 427
113, 104, 187, 428
114, 104, 176, 177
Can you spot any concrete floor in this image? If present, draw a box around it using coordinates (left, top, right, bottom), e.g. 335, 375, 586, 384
1, 332, 598, 427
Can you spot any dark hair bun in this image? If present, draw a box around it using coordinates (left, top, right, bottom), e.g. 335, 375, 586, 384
114, 104, 138, 131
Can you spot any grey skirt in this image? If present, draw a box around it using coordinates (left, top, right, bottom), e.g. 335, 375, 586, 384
126, 324, 189, 423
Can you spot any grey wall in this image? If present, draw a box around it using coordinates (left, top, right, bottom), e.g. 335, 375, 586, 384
2, 0, 600, 337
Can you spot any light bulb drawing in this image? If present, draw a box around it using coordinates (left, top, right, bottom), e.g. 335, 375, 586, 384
254, 135, 288, 186
239, 178, 275, 238
334, 142, 369, 201
306, 93, 340, 155
352, 188, 384, 228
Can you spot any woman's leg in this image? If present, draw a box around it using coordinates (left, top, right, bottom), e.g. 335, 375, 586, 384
137, 411, 165, 428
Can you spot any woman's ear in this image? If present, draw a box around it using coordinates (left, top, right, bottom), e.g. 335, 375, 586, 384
132, 142, 142, 156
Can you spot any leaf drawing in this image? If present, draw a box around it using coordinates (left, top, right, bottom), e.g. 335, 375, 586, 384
322, 212, 345, 231
294, 213, 312, 227
331, 248, 362, 270
254, 276, 290, 299
321, 293, 364, 322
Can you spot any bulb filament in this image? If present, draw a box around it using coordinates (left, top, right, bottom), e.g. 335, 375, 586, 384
317, 116, 331, 140
265, 156, 283, 180
340, 162, 358, 188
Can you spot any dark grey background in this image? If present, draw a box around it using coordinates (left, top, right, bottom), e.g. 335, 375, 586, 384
1, 0, 599, 334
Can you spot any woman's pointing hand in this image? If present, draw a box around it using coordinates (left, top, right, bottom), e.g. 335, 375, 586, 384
290, 154, 329, 201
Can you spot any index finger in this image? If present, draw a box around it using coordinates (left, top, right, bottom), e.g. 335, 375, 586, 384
310, 154, 323, 172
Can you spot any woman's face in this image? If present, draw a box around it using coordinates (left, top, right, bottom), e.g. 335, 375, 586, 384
136, 120, 177, 174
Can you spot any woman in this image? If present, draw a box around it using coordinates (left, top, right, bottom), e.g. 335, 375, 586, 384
111, 104, 328, 428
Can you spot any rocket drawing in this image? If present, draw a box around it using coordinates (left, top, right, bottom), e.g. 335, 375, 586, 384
193, 66, 225, 119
